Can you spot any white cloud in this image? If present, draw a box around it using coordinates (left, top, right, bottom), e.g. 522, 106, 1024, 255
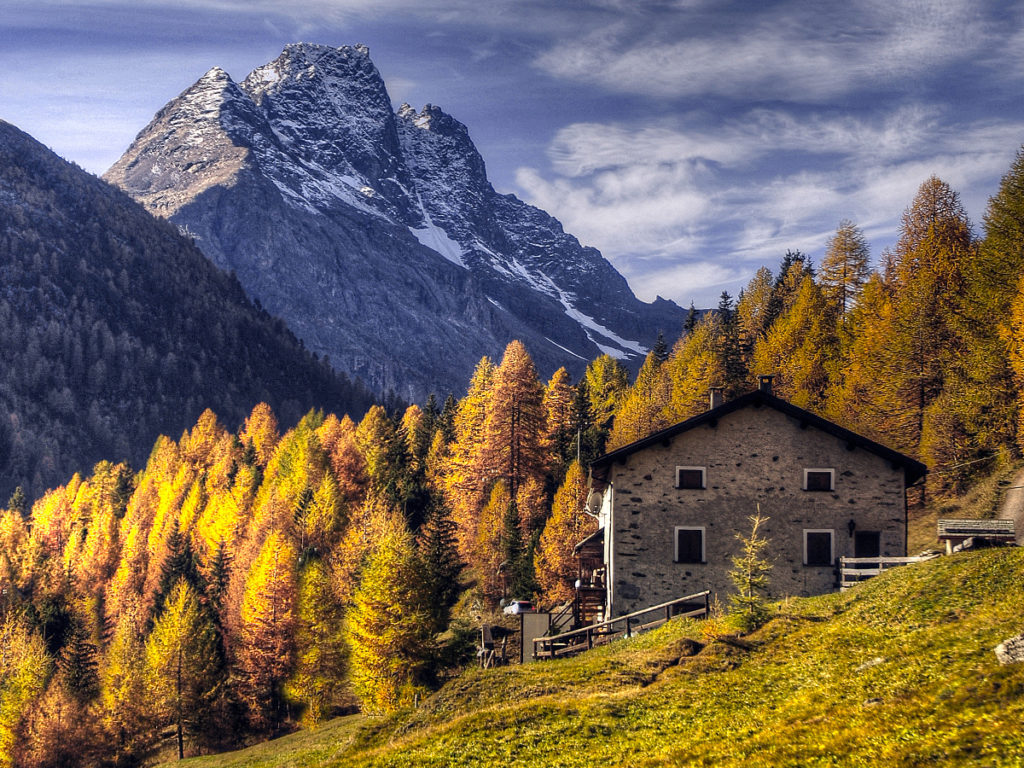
534, 0, 991, 101
627, 260, 747, 306
516, 107, 1024, 305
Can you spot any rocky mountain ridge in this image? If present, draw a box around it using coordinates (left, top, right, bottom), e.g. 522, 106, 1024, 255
107, 43, 684, 399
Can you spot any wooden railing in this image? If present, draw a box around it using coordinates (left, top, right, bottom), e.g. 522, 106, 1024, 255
549, 601, 575, 635
532, 590, 710, 661
838, 554, 939, 591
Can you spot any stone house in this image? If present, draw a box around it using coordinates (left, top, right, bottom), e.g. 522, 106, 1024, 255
583, 377, 927, 619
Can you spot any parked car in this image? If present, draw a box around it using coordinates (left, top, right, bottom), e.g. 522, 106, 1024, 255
502, 600, 534, 615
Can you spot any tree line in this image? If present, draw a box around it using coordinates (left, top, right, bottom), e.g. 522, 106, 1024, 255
0, 353, 609, 766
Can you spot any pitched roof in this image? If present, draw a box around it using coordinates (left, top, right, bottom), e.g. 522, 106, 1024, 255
573, 526, 604, 554
591, 389, 927, 485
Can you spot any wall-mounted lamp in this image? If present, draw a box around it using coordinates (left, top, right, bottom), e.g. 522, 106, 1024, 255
847, 519, 857, 537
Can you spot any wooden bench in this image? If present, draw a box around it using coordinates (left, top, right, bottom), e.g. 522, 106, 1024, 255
938, 518, 1017, 554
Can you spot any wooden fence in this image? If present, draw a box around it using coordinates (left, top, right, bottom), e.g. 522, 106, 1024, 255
838, 554, 939, 591
532, 590, 710, 661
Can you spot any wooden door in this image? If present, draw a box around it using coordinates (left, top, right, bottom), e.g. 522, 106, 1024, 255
854, 530, 880, 559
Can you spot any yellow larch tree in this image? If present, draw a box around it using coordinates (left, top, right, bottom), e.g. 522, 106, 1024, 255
283, 558, 348, 727
145, 580, 223, 760
826, 274, 900, 442
444, 357, 494, 560
99, 596, 157, 766
606, 351, 670, 451
0, 615, 51, 768
751, 275, 838, 411
236, 530, 299, 731
535, 461, 594, 608
474, 480, 512, 605
543, 367, 576, 475
736, 266, 774, 363
662, 314, 726, 423
316, 413, 369, 511
240, 402, 280, 469
423, 428, 449, 498
355, 405, 397, 489
399, 404, 430, 475
820, 220, 871, 321
481, 341, 548, 497
583, 354, 629, 439
885, 176, 973, 466
345, 523, 429, 715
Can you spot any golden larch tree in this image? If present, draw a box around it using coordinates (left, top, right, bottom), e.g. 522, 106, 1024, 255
444, 357, 495, 559
820, 220, 871, 320
240, 402, 280, 469
283, 558, 348, 727
607, 351, 670, 451
751, 275, 837, 411
346, 523, 429, 715
662, 314, 726, 423
144, 581, 222, 760
236, 530, 299, 731
481, 341, 547, 497
535, 461, 594, 608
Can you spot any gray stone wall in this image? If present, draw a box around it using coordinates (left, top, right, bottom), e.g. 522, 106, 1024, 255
607, 405, 906, 615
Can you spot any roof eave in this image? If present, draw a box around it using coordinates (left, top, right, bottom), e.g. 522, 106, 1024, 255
590, 389, 927, 484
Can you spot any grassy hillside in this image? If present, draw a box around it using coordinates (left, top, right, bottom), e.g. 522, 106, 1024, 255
171, 547, 1024, 767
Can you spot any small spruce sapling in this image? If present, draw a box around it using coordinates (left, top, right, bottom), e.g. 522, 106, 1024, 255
728, 507, 773, 633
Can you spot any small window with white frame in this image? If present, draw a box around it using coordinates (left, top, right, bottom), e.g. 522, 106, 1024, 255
676, 466, 706, 489
675, 526, 705, 563
804, 529, 834, 566
803, 468, 834, 492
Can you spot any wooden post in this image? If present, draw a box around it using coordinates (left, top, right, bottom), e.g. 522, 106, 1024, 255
704, 592, 709, 618
625, 616, 631, 638
587, 627, 593, 650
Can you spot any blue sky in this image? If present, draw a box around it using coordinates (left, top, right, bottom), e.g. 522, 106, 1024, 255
4, 0, 1024, 308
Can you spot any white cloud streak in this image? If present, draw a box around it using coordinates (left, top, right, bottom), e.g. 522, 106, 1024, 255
534, 0, 994, 101
516, 107, 1024, 305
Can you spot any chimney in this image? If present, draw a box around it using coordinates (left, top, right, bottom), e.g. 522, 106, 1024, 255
758, 375, 774, 395
709, 386, 725, 410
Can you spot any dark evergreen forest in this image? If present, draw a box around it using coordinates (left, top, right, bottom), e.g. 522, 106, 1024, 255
0, 121, 376, 499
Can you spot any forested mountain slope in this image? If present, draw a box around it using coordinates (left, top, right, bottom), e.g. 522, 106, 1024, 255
0, 119, 374, 498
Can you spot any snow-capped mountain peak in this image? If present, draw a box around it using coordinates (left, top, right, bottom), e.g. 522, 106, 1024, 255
106, 44, 684, 399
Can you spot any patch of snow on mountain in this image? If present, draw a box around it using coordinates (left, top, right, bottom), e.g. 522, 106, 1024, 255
507, 257, 558, 299
410, 219, 466, 267
545, 337, 587, 360
555, 289, 646, 360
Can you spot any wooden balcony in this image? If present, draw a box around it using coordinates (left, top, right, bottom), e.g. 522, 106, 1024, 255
574, 584, 606, 627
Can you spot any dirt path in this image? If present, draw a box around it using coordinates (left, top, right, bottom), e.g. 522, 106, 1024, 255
997, 467, 1024, 544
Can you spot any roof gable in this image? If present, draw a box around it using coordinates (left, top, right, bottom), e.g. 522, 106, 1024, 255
591, 389, 927, 485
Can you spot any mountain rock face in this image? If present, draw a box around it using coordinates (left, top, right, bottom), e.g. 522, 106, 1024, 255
0, 119, 374, 499
106, 44, 683, 399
